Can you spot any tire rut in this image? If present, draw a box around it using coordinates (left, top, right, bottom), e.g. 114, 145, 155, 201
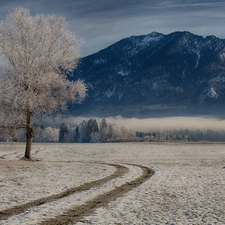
0, 163, 128, 221
39, 165, 153, 225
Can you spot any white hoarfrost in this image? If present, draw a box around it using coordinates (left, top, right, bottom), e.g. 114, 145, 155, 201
0, 7, 86, 158
0, 7, 87, 120
0, 142, 225, 224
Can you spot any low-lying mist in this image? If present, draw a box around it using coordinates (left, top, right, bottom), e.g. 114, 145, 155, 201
40, 115, 225, 132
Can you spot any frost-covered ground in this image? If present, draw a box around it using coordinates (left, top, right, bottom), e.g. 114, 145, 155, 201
0, 142, 225, 224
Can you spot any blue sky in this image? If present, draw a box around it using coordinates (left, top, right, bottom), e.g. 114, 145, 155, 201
1, 0, 225, 56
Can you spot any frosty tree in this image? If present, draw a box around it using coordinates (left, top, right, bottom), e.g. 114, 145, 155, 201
0, 8, 86, 159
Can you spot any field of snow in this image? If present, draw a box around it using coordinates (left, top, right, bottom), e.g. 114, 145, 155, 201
0, 142, 225, 224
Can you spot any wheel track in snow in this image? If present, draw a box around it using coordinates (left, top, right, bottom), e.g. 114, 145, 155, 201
0, 145, 44, 160
0, 163, 154, 225
39, 164, 153, 225
0, 162, 127, 221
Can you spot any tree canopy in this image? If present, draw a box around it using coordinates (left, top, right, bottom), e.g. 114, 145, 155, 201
0, 8, 86, 159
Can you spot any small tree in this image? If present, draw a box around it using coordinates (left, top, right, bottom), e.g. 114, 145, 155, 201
74, 126, 80, 142
86, 119, 99, 142
99, 118, 108, 142
78, 120, 88, 143
59, 123, 70, 143
0, 8, 86, 159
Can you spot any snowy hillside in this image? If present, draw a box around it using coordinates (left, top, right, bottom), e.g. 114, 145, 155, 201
72, 31, 225, 117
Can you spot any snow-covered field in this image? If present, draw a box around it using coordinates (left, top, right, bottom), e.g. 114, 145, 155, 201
0, 142, 225, 224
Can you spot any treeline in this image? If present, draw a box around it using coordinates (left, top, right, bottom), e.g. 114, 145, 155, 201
0, 123, 59, 142
2, 118, 225, 143
136, 131, 190, 142
136, 129, 225, 142
59, 118, 137, 143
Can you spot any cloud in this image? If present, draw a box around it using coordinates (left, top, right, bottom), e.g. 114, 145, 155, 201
113, 116, 225, 132
40, 116, 225, 132
1, 0, 225, 56
152, 2, 225, 9
102, 116, 225, 132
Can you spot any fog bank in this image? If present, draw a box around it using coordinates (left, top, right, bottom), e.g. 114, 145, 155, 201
42, 116, 225, 132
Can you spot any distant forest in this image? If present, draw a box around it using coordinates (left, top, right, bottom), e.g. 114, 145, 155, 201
136, 129, 225, 142
1, 118, 225, 143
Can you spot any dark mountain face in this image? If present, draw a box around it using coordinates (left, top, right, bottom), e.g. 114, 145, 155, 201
71, 31, 225, 117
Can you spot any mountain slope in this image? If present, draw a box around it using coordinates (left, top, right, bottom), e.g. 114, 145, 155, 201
71, 31, 225, 117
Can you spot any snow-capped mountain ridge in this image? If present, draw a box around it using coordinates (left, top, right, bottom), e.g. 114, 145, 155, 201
126, 32, 164, 56
71, 31, 225, 117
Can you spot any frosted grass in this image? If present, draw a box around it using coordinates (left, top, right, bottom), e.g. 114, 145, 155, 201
0, 142, 225, 224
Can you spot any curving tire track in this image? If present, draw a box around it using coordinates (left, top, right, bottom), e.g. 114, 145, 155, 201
0, 163, 154, 225
0, 163, 128, 221
39, 164, 153, 225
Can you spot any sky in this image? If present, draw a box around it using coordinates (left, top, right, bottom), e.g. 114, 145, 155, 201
0, 0, 225, 57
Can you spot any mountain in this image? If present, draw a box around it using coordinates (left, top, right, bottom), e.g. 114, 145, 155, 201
70, 31, 225, 118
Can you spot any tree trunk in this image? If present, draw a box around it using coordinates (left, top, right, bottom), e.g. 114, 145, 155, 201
24, 112, 34, 160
